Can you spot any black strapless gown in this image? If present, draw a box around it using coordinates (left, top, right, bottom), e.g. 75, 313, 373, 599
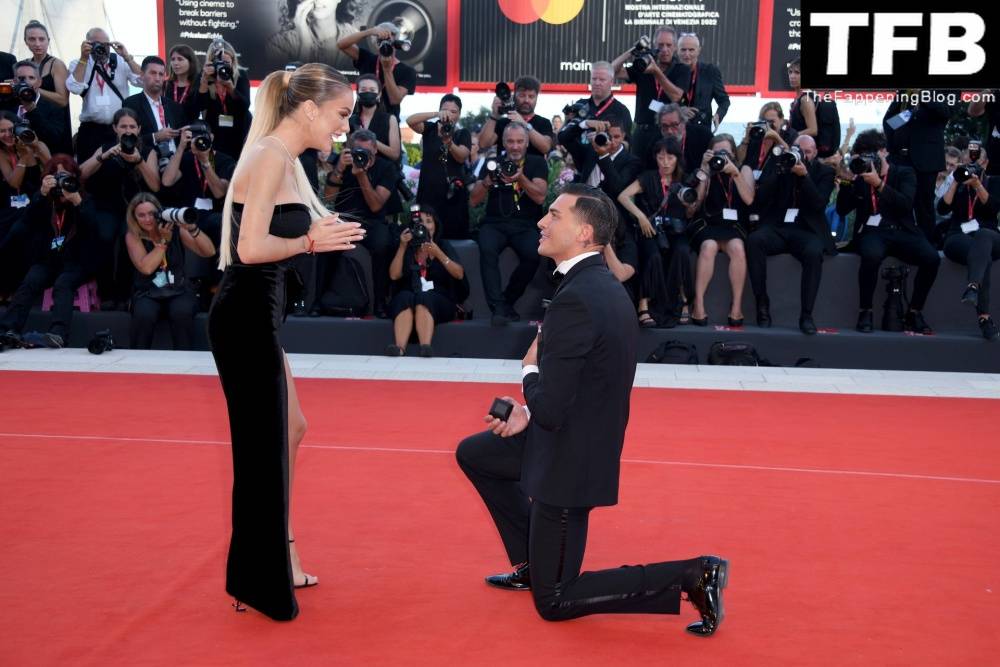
207, 202, 310, 621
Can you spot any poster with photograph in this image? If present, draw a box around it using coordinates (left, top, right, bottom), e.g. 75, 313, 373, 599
161, 0, 447, 85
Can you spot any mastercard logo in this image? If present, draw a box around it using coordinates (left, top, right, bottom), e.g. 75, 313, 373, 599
498, 0, 585, 25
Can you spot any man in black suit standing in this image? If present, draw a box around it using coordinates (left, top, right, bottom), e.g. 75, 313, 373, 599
677, 33, 730, 131
10, 60, 72, 155
123, 56, 185, 161
456, 184, 729, 634
883, 92, 951, 240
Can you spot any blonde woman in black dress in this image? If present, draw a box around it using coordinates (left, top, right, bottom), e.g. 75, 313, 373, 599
208, 63, 364, 621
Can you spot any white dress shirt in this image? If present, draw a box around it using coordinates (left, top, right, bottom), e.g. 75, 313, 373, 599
144, 92, 176, 154
66, 56, 141, 124
587, 145, 624, 187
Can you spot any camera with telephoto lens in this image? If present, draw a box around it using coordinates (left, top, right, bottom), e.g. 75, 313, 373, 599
350, 147, 372, 170
495, 82, 515, 115
212, 59, 233, 82
773, 145, 803, 173
968, 140, 982, 163
708, 149, 732, 173
157, 207, 197, 225
188, 121, 213, 152
407, 204, 430, 247
378, 38, 412, 57
626, 36, 656, 74
52, 173, 80, 197
484, 156, 519, 183
90, 41, 110, 61
749, 121, 769, 140
849, 153, 883, 177
87, 329, 114, 355
13, 120, 36, 144
593, 132, 610, 147
10, 81, 36, 104
118, 132, 138, 155
954, 163, 983, 184
439, 120, 454, 137
673, 182, 698, 205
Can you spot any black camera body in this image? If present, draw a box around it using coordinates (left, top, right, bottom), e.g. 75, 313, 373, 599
11, 82, 35, 104
90, 41, 110, 61
213, 59, 233, 82
954, 163, 983, 184
593, 132, 610, 147
157, 207, 197, 225
87, 329, 114, 355
378, 38, 412, 57
189, 121, 213, 152
495, 82, 516, 115
626, 36, 656, 74
749, 121, 769, 140
708, 150, 732, 173
439, 120, 454, 137
849, 153, 883, 177
13, 119, 36, 144
119, 132, 139, 155
350, 147, 372, 170
408, 204, 430, 247
52, 173, 80, 197
485, 156, 519, 183
773, 145, 803, 173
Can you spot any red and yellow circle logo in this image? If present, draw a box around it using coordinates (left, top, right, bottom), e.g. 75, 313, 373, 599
498, 0, 585, 25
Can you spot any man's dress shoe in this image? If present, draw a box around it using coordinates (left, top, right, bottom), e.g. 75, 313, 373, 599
485, 562, 531, 591
686, 555, 729, 636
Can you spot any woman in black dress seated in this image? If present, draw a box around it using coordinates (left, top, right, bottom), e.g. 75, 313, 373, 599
124, 193, 215, 349
386, 205, 468, 357
208, 64, 364, 621
689, 134, 755, 326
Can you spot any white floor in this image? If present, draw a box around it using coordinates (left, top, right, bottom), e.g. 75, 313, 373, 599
1, 348, 999, 399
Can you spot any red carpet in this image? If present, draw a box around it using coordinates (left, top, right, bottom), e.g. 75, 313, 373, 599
1, 370, 998, 665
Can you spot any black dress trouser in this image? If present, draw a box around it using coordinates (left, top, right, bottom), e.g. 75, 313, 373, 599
456, 430, 700, 621
943, 228, 1000, 315
747, 224, 825, 316
0, 260, 87, 338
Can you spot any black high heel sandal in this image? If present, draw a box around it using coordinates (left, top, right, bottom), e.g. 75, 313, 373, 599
727, 316, 744, 327
289, 538, 318, 589
232, 600, 247, 613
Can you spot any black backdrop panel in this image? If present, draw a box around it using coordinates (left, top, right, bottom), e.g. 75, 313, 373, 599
161, 0, 448, 85
459, 1, 759, 87
768, 0, 799, 92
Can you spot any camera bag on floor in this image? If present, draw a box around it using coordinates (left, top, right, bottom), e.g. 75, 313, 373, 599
707, 341, 766, 366
645, 340, 698, 364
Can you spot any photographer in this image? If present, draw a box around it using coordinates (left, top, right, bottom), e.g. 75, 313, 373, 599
325, 129, 396, 317
124, 193, 214, 349
787, 59, 840, 159
613, 26, 690, 167
198, 40, 252, 159
124, 56, 186, 160
11, 60, 72, 155
408, 94, 472, 240
968, 91, 1000, 177
689, 134, 754, 326
164, 44, 202, 125
677, 33, 729, 131
160, 120, 235, 245
747, 135, 834, 335
0, 110, 49, 292
350, 74, 401, 162
469, 122, 548, 326
0, 155, 95, 349
653, 103, 712, 173
563, 61, 633, 138
66, 28, 143, 163
883, 91, 951, 240
337, 22, 417, 119
618, 137, 702, 327
837, 129, 939, 334
80, 107, 161, 306
737, 102, 796, 173
479, 77, 554, 159
386, 205, 468, 357
938, 145, 1000, 340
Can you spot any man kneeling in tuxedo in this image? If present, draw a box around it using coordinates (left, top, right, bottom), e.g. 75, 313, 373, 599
456, 183, 729, 635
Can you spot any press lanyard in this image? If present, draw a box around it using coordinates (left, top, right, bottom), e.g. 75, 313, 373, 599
193, 159, 209, 194
716, 174, 733, 208
216, 86, 228, 114
870, 166, 889, 215
53, 210, 65, 236
374, 57, 399, 88
172, 83, 189, 105
968, 190, 977, 221
660, 174, 672, 209
593, 95, 615, 117
153, 99, 166, 128
687, 65, 698, 101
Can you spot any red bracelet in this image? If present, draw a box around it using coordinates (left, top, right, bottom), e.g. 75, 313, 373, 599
305, 233, 315, 254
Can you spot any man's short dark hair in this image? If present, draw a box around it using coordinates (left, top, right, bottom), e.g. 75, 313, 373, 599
853, 128, 887, 154
14, 60, 39, 76
514, 76, 541, 94
141, 55, 165, 72
560, 183, 618, 246
439, 93, 462, 111
349, 128, 378, 147
607, 117, 627, 132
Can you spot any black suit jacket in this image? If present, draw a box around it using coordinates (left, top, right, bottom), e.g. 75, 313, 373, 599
644, 122, 712, 173
756, 159, 836, 253
123, 92, 186, 154
23, 97, 73, 156
838, 163, 918, 237
883, 95, 950, 173
681, 62, 730, 127
521, 254, 639, 508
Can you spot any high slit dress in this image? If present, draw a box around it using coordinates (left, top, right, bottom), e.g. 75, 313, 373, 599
207, 202, 310, 621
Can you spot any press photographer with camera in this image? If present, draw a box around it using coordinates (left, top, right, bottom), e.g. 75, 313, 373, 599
479, 77, 554, 159
0, 155, 95, 350
747, 135, 835, 334
66, 28, 143, 163
386, 205, 468, 357
80, 107, 161, 307
124, 193, 215, 350
350, 74, 401, 162
470, 122, 548, 326
325, 128, 397, 317
198, 40, 252, 159
11, 60, 72, 156
938, 144, 1000, 340
737, 102, 795, 173
160, 120, 236, 245
563, 61, 633, 138
123, 56, 186, 160
613, 26, 690, 167
968, 91, 1000, 177
676, 33, 729, 131
164, 44, 202, 126
0, 110, 50, 292
408, 94, 472, 240
652, 103, 712, 173
337, 22, 417, 119
837, 129, 940, 334
688, 134, 754, 326
618, 137, 702, 327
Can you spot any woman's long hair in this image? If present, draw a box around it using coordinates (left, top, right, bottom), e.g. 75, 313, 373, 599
206, 40, 241, 100
167, 44, 200, 86
125, 192, 163, 241
219, 63, 351, 268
